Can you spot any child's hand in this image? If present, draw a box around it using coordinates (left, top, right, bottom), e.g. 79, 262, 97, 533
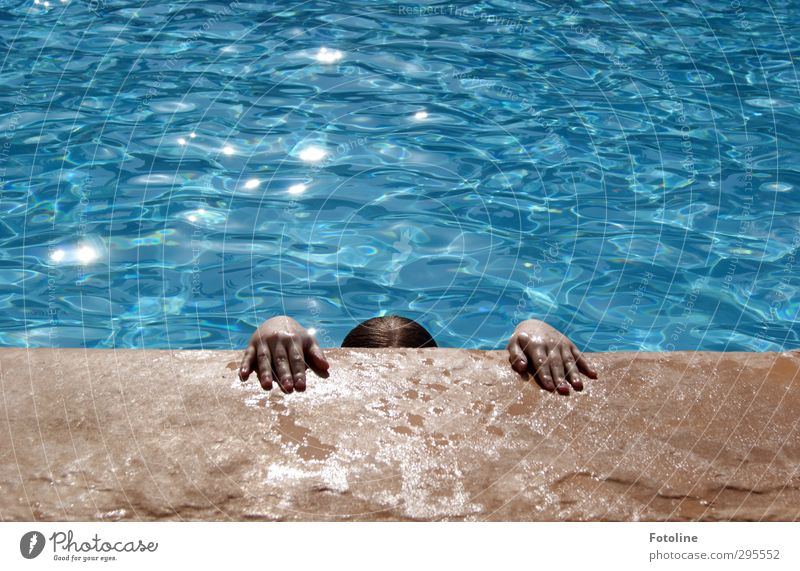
506, 319, 597, 395
239, 316, 330, 393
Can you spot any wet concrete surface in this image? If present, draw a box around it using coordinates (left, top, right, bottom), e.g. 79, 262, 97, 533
1, 348, 798, 521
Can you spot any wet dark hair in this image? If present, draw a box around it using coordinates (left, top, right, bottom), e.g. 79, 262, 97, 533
341, 315, 437, 348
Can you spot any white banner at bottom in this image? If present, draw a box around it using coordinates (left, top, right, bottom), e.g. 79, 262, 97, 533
1, 522, 797, 570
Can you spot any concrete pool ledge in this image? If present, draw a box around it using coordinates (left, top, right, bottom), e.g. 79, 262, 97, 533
1, 348, 799, 521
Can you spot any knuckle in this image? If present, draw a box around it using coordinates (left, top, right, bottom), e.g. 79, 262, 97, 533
256, 331, 275, 342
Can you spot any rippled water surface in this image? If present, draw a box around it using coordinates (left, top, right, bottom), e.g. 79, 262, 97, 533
1, 0, 798, 350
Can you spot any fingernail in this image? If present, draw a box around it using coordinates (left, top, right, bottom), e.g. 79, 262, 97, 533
556, 382, 570, 395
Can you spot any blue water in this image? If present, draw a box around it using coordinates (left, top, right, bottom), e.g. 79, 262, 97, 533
1, 0, 798, 351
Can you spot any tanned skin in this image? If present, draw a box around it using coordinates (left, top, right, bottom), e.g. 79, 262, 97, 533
239, 316, 597, 395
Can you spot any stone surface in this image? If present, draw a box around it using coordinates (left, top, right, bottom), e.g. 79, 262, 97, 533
0, 348, 799, 521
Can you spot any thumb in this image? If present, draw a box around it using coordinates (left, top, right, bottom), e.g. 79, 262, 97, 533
507, 339, 527, 373
306, 339, 330, 370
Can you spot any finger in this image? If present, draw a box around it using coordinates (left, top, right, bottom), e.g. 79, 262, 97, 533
255, 345, 273, 391
270, 341, 294, 393
507, 339, 528, 373
239, 345, 255, 381
287, 337, 307, 392
305, 336, 330, 371
547, 346, 570, 395
571, 344, 598, 379
523, 342, 555, 392
561, 345, 583, 391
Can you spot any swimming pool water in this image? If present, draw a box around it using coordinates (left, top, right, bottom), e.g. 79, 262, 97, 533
1, 0, 798, 351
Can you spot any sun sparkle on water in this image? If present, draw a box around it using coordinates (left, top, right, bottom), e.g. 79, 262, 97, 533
298, 147, 327, 162
314, 47, 343, 63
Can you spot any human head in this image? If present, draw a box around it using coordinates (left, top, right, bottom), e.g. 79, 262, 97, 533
341, 315, 437, 348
